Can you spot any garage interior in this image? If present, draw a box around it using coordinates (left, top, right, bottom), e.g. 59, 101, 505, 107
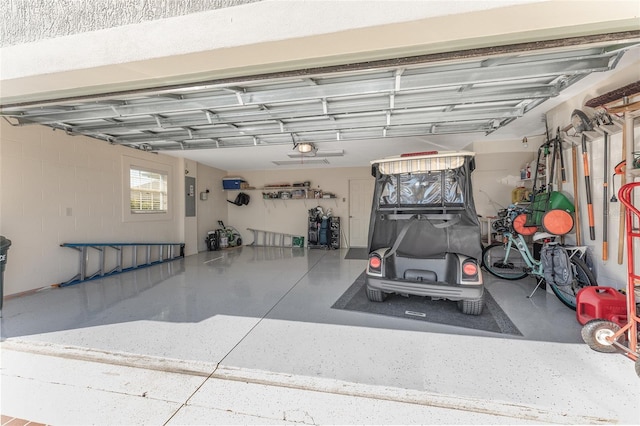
1, 1, 639, 424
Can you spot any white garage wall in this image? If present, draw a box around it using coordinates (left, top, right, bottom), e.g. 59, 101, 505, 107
472, 148, 538, 218
193, 161, 229, 253
0, 120, 190, 295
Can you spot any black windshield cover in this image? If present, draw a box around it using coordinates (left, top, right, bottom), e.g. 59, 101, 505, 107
368, 156, 482, 261
379, 170, 463, 207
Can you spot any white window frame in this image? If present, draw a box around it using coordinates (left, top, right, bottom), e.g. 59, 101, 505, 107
130, 167, 168, 214
122, 156, 174, 222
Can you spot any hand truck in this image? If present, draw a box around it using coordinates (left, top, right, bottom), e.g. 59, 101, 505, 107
581, 181, 640, 377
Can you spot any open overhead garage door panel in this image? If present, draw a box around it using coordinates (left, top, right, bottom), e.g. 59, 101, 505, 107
2, 38, 639, 154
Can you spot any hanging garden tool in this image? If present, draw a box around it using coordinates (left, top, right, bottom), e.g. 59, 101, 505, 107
611, 160, 626, 202
602, 131, 610, 260
571, 109, 596, 240
526, 138, 549, 226
527, 131, 575, 229
556, 128, 567, 183
611, 173, 618, 202
571, 142, 582, 245
581, 134, 596, 240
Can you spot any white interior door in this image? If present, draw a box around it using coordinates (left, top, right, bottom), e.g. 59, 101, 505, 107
349, 178, 375, 247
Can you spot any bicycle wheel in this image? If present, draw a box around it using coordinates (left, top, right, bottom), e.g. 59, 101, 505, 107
549, 256, 597, 309
482, 242, 529, 280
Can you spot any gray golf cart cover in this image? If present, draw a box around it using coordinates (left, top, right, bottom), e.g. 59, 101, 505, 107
368, 151, 483, 261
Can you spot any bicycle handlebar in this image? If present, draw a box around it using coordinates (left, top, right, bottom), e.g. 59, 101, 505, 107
493, 204, 532, 233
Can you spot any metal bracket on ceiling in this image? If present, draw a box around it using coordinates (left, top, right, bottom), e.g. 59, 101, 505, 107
394, 68, 404, 92
290, 133, 298, 147
1, 115, 21, 126
562, 133, 579, 147
223, 87, 245, 105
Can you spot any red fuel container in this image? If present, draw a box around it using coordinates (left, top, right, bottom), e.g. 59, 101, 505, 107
576, 286, 627, 326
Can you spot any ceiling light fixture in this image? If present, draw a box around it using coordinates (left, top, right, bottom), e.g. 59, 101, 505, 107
298, 143, 314, 153
522, 137, 528, 148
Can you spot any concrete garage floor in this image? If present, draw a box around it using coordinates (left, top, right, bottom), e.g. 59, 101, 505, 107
1, 247, 638, 424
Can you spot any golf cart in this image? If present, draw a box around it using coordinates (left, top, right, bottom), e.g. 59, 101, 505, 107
365, 151, 485, 315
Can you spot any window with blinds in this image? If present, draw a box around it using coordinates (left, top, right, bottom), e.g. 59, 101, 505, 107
130, 167, 168, 213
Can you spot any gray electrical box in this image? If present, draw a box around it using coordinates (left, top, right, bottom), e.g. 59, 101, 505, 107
185, 176, 196, 217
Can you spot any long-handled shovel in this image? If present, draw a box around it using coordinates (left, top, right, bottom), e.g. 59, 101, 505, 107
556, 129, 567, 184
571, 109, 596, 240
602, 131, 610, 260
581, 133, 596, 240
571, 142, 582, 245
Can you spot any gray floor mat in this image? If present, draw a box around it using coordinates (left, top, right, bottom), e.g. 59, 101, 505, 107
332, 271, 522, 336
344, 247, 368, 260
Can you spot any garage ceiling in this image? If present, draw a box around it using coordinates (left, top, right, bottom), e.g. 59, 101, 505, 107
1, 39, 639, 168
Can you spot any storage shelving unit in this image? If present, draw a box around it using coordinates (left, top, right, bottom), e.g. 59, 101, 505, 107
308, 215, 340, 249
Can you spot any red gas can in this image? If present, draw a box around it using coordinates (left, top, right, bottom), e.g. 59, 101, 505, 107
576, 286, 627, 326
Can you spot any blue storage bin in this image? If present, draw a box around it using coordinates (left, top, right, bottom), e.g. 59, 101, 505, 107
223, 178, 245, 190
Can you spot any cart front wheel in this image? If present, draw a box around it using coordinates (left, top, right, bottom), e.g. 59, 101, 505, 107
581, 320, 622, 353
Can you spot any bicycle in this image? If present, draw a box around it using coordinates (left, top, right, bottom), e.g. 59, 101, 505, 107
481, 205, 597, 309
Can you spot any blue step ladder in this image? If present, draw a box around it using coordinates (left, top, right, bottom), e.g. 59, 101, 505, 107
60, 242, 184, 287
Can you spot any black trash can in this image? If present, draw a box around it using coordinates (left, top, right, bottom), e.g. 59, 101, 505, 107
0, 235, 12, 311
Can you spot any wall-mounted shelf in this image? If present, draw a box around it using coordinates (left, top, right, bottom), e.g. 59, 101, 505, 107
519, 175, 546, 182
223, 181, 338, 201
225, 186, 302, 191
227, 186, 337, 200
259, 197, 338, 201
